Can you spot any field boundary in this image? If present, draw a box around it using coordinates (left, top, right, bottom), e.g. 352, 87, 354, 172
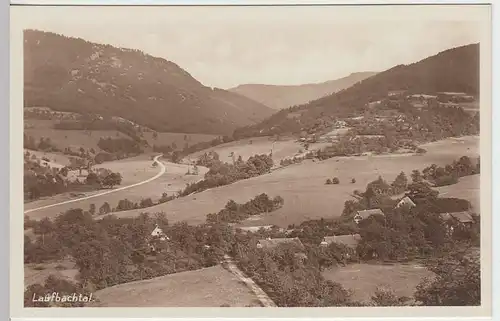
221, 255, 277, 307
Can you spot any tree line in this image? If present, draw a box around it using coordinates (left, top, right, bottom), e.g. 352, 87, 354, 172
181, 153, 274, 196
206, 193, 284, 224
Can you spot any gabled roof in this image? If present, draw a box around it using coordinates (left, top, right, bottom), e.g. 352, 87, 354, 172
257, 237, 304, 250
150, 225, 169, 239
440, 211, 474, 224
397, 196, 416, 207
322, 234, 361, 249
355, 209, 385, 220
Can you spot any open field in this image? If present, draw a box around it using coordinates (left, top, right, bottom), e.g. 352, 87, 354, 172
24, 259, 79, 290
89, 265, 261, 307
24, 149, 73, 168
322, 263, 435, 303
25, 119, 217, 152
25, 126, 130, 152
436, 174, 480, 212
185, 136, 331, 165
108, 136, 479, 227
25, 158, 208, 220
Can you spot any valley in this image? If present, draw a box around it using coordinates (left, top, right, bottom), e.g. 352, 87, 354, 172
97, 135, 479, 227
22, 28, 483, 309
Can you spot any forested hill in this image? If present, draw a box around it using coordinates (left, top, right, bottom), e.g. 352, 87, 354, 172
233, 43, 480, 138
24, 29, 275, 135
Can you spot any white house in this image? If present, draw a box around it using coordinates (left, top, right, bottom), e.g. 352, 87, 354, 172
395, 196, 416, 209
150, 224, 169, 241
148, 225, 170, 253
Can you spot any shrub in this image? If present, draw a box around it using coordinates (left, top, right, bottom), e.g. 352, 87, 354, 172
351, 178, 356, 184
332, 177, 340, 184
326, 179, 332, 185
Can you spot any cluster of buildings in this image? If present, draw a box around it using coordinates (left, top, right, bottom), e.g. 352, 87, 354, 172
145, 195, 476, 261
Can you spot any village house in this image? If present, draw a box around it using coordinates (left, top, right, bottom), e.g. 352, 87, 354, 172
387, 90, 406, 97
256, 237, 307, 261
353, 209, 385, 224
395, 196, 416, 209
148, 224, 170, 252
256, 237, 304, 250
440, 211, 475, 234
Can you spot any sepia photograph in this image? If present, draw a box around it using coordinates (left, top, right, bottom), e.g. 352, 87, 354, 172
9, 2, 493, 319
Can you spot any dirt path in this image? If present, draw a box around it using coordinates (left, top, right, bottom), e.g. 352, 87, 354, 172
222, 254, 277, 307
24, 155, 166, 214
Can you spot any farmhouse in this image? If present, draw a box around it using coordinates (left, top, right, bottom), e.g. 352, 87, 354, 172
395, 196, 416, 209
320, 234, 361, 249
148, 225, 170, 252
440, 211, 475, 230
354, 209, 385, 224
387, 90, 406, 97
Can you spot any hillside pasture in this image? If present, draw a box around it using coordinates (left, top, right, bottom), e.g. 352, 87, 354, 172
24, 149, 72, 168
109, 136, 479, 227
185, 136, 330, 165
89, 265, 261, 307
322, 263, 435, 303
435, 174, 480, 212
141, 132, 218, 150
24, 127, 131, 152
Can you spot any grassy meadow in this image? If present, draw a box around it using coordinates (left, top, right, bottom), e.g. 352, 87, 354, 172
107, 136, 479, 227
89, 265, 261, 307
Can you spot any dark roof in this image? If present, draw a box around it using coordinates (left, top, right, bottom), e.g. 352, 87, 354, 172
355, 209, 385, 219
441, 211, 474, 223
323, 234, 361, 249
257, 237, 304, 250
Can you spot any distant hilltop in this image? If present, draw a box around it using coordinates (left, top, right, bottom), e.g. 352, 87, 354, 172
229, 72, 378, 110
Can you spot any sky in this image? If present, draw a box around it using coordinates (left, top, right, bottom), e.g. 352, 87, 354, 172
15, 5, 486, 89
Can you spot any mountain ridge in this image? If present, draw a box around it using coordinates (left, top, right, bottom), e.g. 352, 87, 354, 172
228, 72, 378, 110
233, 43, 480, 139
23, 29, 275, 136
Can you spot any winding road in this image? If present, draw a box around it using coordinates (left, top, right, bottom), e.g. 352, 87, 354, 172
24, 155, 166, 214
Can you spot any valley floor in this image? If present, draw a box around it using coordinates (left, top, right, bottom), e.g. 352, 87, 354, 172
23, 135, 481, 307
105, 136, 479, 227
